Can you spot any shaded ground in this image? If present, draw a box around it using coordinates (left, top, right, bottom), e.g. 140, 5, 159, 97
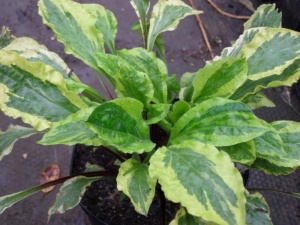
0, 0, 300, 225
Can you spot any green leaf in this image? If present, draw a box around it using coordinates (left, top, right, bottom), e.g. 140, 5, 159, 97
0, 27, 15, 49
117, 158, 156, 216
170, 97, 271, 147
0, 50, 85, 130
170, 207, 216, 225
179, 72, 197, 102
130, 0, 150, 47
192, 57, 247, 104
244, 4, 281, 30
218, 141, 256, 165
48, 176, 100, 221
115, 66, 154, 106
147, 0, 201, 51
0, 125, 37, 161
149, 141, 246, 225
95, 52, 118, 86
38, 107, 104, 146
168, 100, 191, 125
166, 74, 180, 101
245, 192, 272, 225
146, 103, 171, 125
86, 98, 155, 154
38, 0, 117, 71
239, 28, 300, 81
117, 48, 168, 103
242, 93, 275, 110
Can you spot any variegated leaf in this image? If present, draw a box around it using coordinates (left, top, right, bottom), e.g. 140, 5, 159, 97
38, 0, 117, 71
149, 141, 246, 225
147, 0, 201, 51
3, 37, 104, 103
249, 158, 296, 175
0, 27, 15, 49
170, 207, 217, 225
0, 50, 86, 131
117, 158, 156, 216
117, 48, 168, 103
245, 192, 272, 225
192, 57, 247, 104
250, 121, 300, 171
244, 4, 281, 30
130, 0, 150, 46
242, 92, 275, 110
166, 74, 180, 100
86, 98, 155, 154
239, 28, 300, 81
0, 125, 37, 161
218, 141, 256, 165
179, 72, 197, 102
48, 176, 100, 220
221, 28, 263, 58
95, 52, 118, 86
38, 107, 105, 146
115, 66, 154, 106
230, 57, 300, 100
170, 97, 271, 147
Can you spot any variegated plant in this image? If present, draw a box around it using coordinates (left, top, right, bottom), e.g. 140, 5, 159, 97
0, 1, 300, 224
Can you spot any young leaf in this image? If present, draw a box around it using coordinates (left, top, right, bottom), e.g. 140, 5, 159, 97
245, 192, 272, 225
218, 141, 256, 165
130, 0, 150, 46
115, 65, 154, 106
149, 141, 246, 225
166, 74, 180, 101
0, 50, 85, 130
48, 176, 100, 221
192, 57, 247, 104
240, 28, 300, 81
167, 100, 191, 125
179, 72, 197, 102
147, 0, 201, 51
117, 158, 156, 216
86, 98, 155, 154
117, 48, 168, 103
0, 125, 37, 161
170, 97, 271, 147
146, 103, 171, 125
38, 0, 117, 71
244, 4, 281, 30
38, 107, 105, 146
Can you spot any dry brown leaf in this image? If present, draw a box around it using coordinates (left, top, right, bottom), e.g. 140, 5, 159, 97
238, 0, 255, 12
40, 163, 60, 193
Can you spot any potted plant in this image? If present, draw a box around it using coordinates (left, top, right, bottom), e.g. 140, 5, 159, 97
0, 0, 300, 224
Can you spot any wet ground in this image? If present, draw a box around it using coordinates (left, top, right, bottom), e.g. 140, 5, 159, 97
0, 0, 300, 224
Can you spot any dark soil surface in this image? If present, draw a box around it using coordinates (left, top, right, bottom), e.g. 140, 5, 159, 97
1, 0, 300, 225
